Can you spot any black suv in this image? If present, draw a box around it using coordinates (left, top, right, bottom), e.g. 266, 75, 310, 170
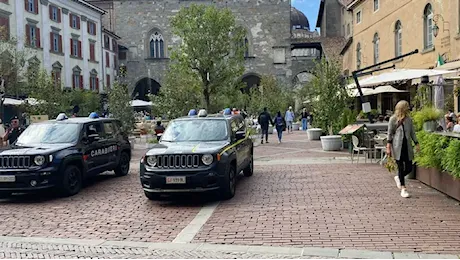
0, 116, 131, 197
140, 113, 254, 200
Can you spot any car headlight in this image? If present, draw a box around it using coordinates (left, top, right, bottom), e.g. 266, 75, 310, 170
146, 156, 157, 166
202, 154, 214, 165
34, 155, 46, 166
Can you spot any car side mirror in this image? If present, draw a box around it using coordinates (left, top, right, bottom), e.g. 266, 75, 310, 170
235, 131, 246, 141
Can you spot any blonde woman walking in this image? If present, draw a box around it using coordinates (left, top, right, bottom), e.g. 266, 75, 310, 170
386, 100, 420, 198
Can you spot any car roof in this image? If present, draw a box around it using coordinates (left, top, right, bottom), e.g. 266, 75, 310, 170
175, 114, 243, 121
35, 117, 116, 125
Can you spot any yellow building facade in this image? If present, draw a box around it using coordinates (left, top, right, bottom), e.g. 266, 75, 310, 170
343, 0, 460, 72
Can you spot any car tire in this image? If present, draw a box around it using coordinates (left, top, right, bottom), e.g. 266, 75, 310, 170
115, 152, 130, 176
60, 165, 82, 197
243, 155, 254, 177
144, 191, 161, 200
221, 165, 236, 200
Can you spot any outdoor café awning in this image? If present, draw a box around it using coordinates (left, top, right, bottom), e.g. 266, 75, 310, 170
348, 85, 408, 97
130, 99, 153, 107
347, 69, 454, 88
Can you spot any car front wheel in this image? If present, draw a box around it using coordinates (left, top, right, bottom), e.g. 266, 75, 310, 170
115, 152, 130, 176
243, 155, 254, 177
221, 165, 236, 200
60, 165, 82, 197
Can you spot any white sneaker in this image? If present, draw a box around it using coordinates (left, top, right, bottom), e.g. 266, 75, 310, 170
394, 176, 401, 189
401, 189, 410, 198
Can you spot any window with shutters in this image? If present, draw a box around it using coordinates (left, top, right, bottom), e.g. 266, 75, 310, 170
70, 14, 80, 29
71, 38, 81, 58
113, 55, 117, 69
50, 6, 59, 22
90, 70, 98, 91
89, 42, 95, 61
0, 16, 9, 41
26, 0, 38, 14
112, 39, 117, 52
51, 62, 62, 88
104, 35, 109, 49
27, 25, 40, 48
105, 52, 109, 67
106, 74, 111, 90
51, 33, 59, 52
72, 66, 82, 89
424, 4, 434, 49
88, 21, 96, 36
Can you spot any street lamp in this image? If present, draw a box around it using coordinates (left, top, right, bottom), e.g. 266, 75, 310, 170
433, 14, 446, 38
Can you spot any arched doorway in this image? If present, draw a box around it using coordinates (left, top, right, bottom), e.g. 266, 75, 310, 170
132, 78, 161, 101
241, 74, 261, 93
293, 72, 315, 111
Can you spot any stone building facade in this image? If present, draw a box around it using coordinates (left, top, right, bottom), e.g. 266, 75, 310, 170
87, 0, 324, 102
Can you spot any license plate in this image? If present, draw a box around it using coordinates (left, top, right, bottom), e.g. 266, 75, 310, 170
166, 176, 186, 184
0, 175, 15, 182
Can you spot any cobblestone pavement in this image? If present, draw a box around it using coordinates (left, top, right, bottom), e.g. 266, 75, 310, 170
194, 132, 460, 254
0, 241, 329, 259
0, 132, 460, 257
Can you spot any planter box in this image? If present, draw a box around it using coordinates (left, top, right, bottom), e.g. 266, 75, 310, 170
307, 128, 322, 140
416, 166, 460, 201
320, 135, 342, 151
292, 123, 300, 131
423, 121, 437, 132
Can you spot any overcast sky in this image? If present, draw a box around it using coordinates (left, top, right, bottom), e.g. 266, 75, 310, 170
292, 0, 321, 30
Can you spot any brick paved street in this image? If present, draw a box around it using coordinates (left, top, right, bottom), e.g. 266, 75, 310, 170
0, 131, 460, 258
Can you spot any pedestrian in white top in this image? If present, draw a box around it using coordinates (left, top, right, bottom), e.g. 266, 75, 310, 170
285, 106, 295, 133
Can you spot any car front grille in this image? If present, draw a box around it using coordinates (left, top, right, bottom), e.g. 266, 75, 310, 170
156, 154, 200, 169
0, 156, 31, 169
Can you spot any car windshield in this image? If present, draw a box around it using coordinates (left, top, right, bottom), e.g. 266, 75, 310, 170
16, 123, 80, 145
161, 119, 228, 142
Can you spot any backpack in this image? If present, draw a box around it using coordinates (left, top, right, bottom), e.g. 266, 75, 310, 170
276, 117, 284, 126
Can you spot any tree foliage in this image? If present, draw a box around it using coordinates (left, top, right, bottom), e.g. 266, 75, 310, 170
169, 4, 246, 111
246, 75, 294, 116
24, 70, 101, 118
0, 28, 36, 98
306, 58, 351, 135
108, 81, 134, 133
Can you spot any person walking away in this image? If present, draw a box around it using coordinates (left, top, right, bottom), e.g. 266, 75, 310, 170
3, 116, 24, 146
154, 121, 165, 141
386, 100, 420, 198
258, 107, 273, 144
285, 106, 295, 133
274, 111, 286, 143
301, 108, 309, 131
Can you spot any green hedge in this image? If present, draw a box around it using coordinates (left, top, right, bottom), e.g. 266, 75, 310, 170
415, 132, 460, 178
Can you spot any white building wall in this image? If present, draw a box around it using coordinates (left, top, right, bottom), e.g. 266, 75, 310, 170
0, 0, 105, 92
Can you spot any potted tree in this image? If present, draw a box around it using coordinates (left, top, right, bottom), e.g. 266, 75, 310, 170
412, 106, 442, 132
308, 58, 350, 151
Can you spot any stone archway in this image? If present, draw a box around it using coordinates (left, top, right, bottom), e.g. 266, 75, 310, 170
132, 78, 161, 101
241, 73, 261, 93
293, 71, 315, 111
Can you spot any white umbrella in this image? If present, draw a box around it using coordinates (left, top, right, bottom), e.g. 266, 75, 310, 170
434, 76, 445, 110
130, 99, 153, 107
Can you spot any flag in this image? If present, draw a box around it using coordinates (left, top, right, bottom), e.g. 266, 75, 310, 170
437, 54, 445, 67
